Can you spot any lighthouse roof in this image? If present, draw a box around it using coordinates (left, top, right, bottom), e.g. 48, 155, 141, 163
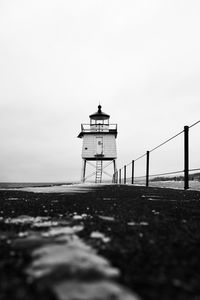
89, 105, 110, 120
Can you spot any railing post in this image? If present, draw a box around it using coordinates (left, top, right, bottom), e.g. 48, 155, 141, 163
116, 171, 118, 184
131, 160, 135, 184
184, 126, 189, 190
119, 169, 121, 184
112, 174, 114, 183
146, 151, 150, 187
113, 172, 115, 183
124, 165, 126, 184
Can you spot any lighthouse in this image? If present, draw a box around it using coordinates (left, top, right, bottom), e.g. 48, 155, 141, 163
78, 105, 118, 183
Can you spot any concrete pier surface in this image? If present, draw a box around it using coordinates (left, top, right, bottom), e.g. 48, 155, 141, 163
0, 184, 200, 300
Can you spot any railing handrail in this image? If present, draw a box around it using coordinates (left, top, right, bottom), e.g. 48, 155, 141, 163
80, 123, 117, 132
113, 120, 200, 190
81, 123, 117, 126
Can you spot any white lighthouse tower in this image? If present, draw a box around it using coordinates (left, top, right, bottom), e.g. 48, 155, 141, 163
78, 105, 117, 183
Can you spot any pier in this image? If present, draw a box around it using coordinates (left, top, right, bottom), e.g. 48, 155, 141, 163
0, 184, 200, 300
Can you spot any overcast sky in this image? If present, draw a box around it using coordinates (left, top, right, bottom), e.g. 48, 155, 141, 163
0, 0, 200, 182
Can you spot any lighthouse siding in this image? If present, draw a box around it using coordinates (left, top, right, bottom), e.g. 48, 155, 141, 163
82, 135, 95, 157
82, 134, 116, 158
103, 135, 117, 157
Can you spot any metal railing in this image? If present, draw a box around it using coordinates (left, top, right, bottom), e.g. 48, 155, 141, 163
80, 123, 117, 132
113, 120, 200, 190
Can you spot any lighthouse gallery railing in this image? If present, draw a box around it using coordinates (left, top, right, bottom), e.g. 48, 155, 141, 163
80, 123, 117, 133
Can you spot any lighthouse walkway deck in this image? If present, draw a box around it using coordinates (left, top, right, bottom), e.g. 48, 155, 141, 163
0, 184, 200, 300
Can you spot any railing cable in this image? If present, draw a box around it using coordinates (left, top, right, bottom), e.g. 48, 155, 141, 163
149, 130, 184, 153
189, 168, 200, 172
134, 153, 146, 162
123, 128, 186, 166
128, 168, 200, 181
189, 120, 200, 129
115, 121, 200, 190
148, 170, 184, 177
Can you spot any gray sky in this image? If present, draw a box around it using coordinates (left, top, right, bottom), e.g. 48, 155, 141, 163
0, 0, 200, 182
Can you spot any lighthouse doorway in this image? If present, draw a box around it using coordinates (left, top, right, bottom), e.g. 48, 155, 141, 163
96, 137, 103, 155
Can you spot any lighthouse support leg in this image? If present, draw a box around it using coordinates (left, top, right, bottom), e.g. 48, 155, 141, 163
113, 159, 117, 183
82, 159, 87, 183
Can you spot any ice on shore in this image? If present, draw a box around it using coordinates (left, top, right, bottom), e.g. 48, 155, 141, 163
54, 280, 139, 300
25, 227, 139, 300
127, 221, 149, 226
5, 215, 59, 227
90, 231, 111, 243
0, 183, 111, 193
5, 215, 49, 225
98, 215, 115, 221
